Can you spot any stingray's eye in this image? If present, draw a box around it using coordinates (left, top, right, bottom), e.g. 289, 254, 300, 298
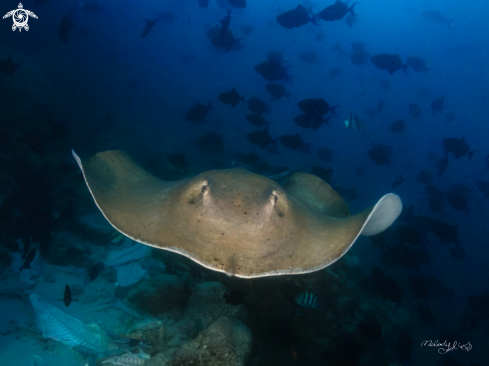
201, 185, 208, 193
271, 191, 287, 217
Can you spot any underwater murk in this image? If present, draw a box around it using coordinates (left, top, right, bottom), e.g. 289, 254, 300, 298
0, 0, 487, 365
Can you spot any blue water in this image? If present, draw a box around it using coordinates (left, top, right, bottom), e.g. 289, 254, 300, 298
0, 0, 488, 365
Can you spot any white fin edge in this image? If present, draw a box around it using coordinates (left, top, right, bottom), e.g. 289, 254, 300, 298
360, 193, 402, 237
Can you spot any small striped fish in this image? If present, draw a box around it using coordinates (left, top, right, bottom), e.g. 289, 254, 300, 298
345, 113, 365, 131
294, 292, 325, 309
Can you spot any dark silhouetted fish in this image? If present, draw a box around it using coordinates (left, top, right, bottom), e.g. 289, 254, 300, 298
446, 184, 469, 213
88, 262, 105, 282
367, 142, 393, 166
206, 10, 237, 51
421, 11, 453, 29
276, 5, 317, 29
390, 119, 405, 133
194, 131, 224, 157
233, 152, 261, 166
298, 51, 319, 65
255, 51, 289, 81
218, 88, 245, 107
241, 25, 254, 35
58, 12, 74, 44
265, 83, 289, 100
391, 175, 404, 188
317, 147, 333, 163
279, 134, 310, 153
245, 114, 268, 127
311, 166, 333, 183
294, 113, 332, 130
229, 0, 246, 9
141, 18, 157, 38
319, 1, 358, 21
409, 103, 421, 118
298, 98, 338, 116
345, 13, 357, 28
82, 2, 103, 12
431, 96, 444, 113
247, 97, 269, 115
58, 285, 73, 307
0, 56, 20, 76
350, 42, 369, 67
478, 180, 489, 199
185, 102, 213, 123
370, 54, 408, 75
406, 57, 428, 74
416, 170, 433, 184
198, 0, 209, 8
427, 184, 444, 214
438, 151, 449, 176
442, 137, 475, 161
246, 128, 274, 149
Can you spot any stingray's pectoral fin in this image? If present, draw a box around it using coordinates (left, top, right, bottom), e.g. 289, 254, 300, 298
359, 193, 402, 236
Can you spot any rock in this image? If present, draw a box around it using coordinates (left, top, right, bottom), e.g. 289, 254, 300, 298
124, 274, 188, 316
44, 275, 57, 284
165, 318, 200, 347
70, 213, 114, 244
145, 352, 171, 366
183, 282, 247, 331
167, 316, 252, 366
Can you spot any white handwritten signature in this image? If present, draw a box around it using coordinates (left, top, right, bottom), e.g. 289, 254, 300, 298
421, 340, 472, 354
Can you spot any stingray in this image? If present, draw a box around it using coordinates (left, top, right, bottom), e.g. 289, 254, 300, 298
72, 150, 402, 278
